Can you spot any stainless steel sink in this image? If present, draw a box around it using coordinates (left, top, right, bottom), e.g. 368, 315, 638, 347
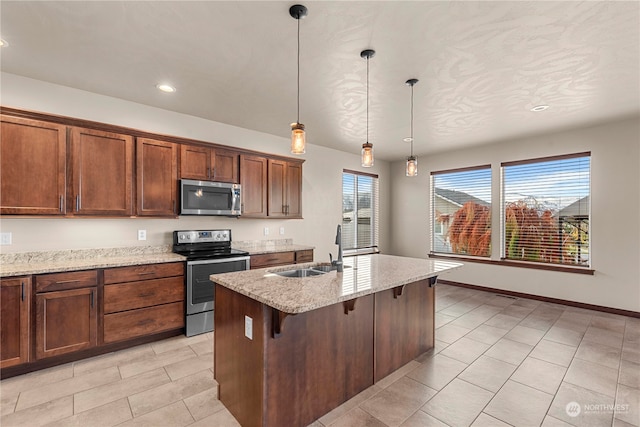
274, 268, 327, 278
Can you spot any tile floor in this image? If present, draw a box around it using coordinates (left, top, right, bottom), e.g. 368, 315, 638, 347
1, 284, 639, 427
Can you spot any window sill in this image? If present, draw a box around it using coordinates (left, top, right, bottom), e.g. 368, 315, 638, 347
428, 253, 595, 275
344, 248, 380, 257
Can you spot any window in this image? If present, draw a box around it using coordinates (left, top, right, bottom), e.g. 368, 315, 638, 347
431, 166, 492, 257
501, 152, 590, 267
342, 170, 379, 253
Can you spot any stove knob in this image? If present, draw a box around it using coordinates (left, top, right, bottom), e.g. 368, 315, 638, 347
180, 234, 186, 240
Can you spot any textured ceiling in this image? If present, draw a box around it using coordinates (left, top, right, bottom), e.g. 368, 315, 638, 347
1, 1, 638, 161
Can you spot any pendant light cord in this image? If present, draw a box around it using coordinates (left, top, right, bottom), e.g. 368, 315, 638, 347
366, 55, 370, 143
410, 83, 414, 157
297, 17, 301, 124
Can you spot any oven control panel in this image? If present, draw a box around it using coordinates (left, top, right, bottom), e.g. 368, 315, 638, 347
176, 229, 231, 244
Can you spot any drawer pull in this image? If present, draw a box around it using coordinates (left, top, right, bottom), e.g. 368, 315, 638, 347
138, 272, 155, 276
138, 292, 155, 298
55, 279, 81, 285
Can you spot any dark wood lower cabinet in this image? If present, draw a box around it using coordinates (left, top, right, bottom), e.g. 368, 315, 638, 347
214, 278, 435, 427
0, 277, 31, 368
36, 287, 97, 360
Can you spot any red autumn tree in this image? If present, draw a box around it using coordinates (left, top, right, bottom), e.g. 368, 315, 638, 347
447, 202, 491, 256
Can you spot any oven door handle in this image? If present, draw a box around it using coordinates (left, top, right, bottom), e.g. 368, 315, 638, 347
186, 256, 251, 266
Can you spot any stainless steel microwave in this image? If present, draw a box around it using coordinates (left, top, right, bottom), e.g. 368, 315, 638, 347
180, 179, 241, 216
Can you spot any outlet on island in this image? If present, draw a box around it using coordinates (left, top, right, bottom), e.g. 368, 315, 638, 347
263, 227, 269, 236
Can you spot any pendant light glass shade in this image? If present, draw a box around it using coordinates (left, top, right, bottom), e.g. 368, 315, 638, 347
362, 142, 374, 167
289, 5, 307, 155
291, 123, 306, 154
405, 78, 419, 176
406, 155, 417, 176
361, 49, 375, 167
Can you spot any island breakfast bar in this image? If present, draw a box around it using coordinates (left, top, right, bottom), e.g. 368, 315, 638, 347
211, 254, 462, 427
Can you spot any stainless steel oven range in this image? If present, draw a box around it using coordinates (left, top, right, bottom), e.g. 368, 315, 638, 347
173, 229, 250, 337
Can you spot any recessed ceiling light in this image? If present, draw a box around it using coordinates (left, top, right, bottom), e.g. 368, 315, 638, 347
156, 84, 176, 93
0, 39, 8, 47
530, 105, 549, 112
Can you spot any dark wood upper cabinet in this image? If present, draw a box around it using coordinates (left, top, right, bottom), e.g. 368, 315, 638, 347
136, 138, 178, 217
212, 149, 239, 183
0, 277, 31, 369
180, 144, 239, 183
268, 159, 302, 218
70, 127, 133, 216
0, 115, 67, 215
240, 154, 268, 217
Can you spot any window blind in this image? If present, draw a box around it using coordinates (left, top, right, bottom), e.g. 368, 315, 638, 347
501, 153, 591, 267
431, 166, 492, 257
342, 170, 379, 252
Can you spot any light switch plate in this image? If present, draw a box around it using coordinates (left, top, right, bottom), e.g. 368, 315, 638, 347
0, 232, 12, 245
138, 230, 147, 241
263, 227, 269, 236
244, 316, 253, 340
279, 227, 285, 235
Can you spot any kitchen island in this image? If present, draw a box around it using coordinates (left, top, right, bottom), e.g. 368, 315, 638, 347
211, 254, 462, 427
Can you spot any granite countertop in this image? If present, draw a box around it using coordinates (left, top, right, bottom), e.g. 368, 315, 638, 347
0, 246, 186, 277
232, 238, 314, 255
210, 254, 463, 314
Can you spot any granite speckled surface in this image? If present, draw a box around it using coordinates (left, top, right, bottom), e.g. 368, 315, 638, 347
0, 245, 185, 277
233, 239, 315, 255
210, 254, 463, 314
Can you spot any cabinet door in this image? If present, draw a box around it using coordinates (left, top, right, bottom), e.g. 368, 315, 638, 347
267, 159, 287, 218
70, 127, 133, 216
0, 277, 31, 368
1, 115, 67, 215
36, 287, 97, 359
212, 149, 239, 183
286, 161, 303, 218
137, 138, 178, 216
240, 155, 268, 217
180, 144, 211, 180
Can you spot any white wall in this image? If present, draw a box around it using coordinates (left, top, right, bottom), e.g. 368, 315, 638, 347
390, 117, 640, 312
0, 73, 391, 261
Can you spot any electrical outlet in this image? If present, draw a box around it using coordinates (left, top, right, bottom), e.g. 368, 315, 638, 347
138, 230, 147, 241
279, 227, 285, 235
263, 227, 269, 236
0, 232, 12, 245
245, 316, 253, 340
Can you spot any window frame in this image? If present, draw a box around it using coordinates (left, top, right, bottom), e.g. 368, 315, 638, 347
342, 169, 380, 256
430, 164, 492, 259
500, 152, 592, 270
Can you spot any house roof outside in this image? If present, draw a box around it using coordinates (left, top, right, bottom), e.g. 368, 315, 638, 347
435, 188, 490, 208
558, 196, 589, 219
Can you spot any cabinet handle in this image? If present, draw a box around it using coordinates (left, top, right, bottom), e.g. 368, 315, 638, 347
172, 200, 176, 213
90, 290, 94, 308
55, 279, 80, 285
212, 167, 216, 179
21, 282, 25, 301
76, 195, 80, 211
138, 272, 155, 276
59, 195, 64, 212
207, 167, 211, 179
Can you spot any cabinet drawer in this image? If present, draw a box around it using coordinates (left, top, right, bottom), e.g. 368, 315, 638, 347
103, 301, 184, 343
250, 252, 295, 269
35, 270, 97, 293
104, 262, 184, 284
104, 276, 184, 314
295, 250, 314, 263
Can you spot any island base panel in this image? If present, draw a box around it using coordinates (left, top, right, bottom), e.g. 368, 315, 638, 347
374, 279, 435, 382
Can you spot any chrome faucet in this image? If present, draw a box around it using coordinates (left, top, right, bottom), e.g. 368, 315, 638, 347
330, 224, 343, 272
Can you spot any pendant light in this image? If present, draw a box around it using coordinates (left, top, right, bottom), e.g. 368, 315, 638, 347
361, 49, 375, 167
289, 4, 308, 155
405, 78, 418, 176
